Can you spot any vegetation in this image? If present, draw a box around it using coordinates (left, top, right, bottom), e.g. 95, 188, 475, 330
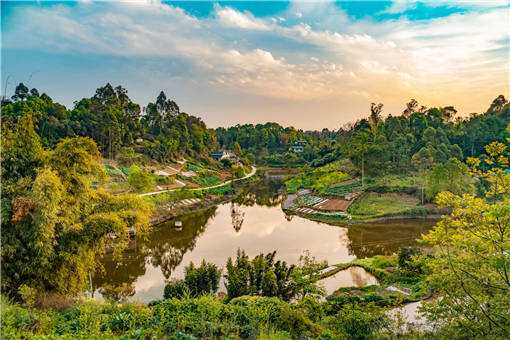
1, 294, 394, 339
421, 137, 510, 338
224, 250, 322, 301
127, 165, 156, 192
164, 261, 221, 299
1, 116, 152, 299
285, 160, 352, 194
348, 193, 427, 219
2, 83, 510, 338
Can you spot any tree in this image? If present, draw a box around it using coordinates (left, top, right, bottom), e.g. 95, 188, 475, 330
426, 158, 475, 201
1, 132, 152, 298
402, 99, 419, 117
369, 102, 383, 125
127, 165, 155, 192
412, 147, 435, 204
487, 95, 507, 113
11, 83, 29, 101
233, 142, 242, 156
184, 261, 221, 297
349, 131, 370, 188
1, 114, 44, 184
422, 140, 510, 337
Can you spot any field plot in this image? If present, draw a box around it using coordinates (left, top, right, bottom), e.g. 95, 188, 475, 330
316, 198, 352, 212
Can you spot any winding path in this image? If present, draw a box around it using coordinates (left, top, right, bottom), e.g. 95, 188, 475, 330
140, 166, 257, 197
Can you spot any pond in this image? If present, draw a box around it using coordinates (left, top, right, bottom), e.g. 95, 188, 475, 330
93, 180, 436, 302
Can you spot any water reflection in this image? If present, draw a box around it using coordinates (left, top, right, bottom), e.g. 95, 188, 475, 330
320, 267, 379, 294
94, 180, 435, 302
232, 178, 286, 207
346, 220, 434, 258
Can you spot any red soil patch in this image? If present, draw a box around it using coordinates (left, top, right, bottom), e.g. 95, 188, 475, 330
316, 198, 352, 212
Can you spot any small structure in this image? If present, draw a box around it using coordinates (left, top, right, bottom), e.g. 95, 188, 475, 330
180, 170, 197, 178
211, 150, 235, 161
154, 170, 171, 177
289, 140, 306, 153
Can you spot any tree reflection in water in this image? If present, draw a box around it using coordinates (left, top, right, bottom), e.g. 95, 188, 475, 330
93, 179, 436, 301
94, 207, 217, 296
346, 219, 434, 258
233, 178, 285, 207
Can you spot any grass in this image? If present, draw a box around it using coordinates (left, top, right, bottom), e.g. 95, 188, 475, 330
192, 175, 222, 187
348, 193, 426, 220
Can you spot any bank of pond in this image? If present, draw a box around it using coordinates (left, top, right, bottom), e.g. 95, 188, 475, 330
2, 179, 439, 338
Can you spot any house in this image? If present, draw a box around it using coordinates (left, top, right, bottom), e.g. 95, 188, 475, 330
289, 140, 306, 153
211, 150, 236, 161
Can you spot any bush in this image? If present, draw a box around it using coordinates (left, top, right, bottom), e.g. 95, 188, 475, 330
224, 251, 325, 302
127, 165, 155, 192
184, 261, 221, 297
327, 304, 388, 339
164, 280, 189, 299
164, 261, 221, 299
18, 284, 37, 308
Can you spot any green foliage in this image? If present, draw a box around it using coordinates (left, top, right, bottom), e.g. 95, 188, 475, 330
397, 247, 424, 275
1, 122, 153, 298
426, 157, 475, 200
163, 280, 189, 299
127, 165, 156, 192
184, 261, 221, 297
421, 141, 510, 337
225, 250, 297, 301
1, 114, 44, 184
348, 193, 426, 219
192, 174, 221, 186
163, 261, 221, 299
326, 304, 388, 339
1, 295, 328, 339
365, 175, 419, 193
18, 284, 37, 308
285, 161, 351, 194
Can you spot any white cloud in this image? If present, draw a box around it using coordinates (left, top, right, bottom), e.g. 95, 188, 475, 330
3, 1, 509, 126
214, 5, 270, 30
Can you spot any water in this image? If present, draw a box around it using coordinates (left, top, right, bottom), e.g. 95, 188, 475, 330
319, 267, 379, 294
94, 180, 435, 302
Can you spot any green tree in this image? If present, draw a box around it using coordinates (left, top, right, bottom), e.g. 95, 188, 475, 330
1, 129, 152, 298
426, 157, 475, 201
127, 165, 155, 192
422, 142, 510, 337
184, 260, 221, 297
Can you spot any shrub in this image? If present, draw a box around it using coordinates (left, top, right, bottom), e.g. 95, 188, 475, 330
327, 304, 388, 339
127, 165, 155, 192
18, 284, 37, 308
225, 250, 309, 301
164, 280, 189, 299
184, 261, 221, 297
398, 247, 422, 270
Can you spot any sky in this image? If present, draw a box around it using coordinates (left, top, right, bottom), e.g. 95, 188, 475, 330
1, 0, 509, 130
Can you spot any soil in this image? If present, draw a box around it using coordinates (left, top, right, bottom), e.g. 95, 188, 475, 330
316, 198, 352, 212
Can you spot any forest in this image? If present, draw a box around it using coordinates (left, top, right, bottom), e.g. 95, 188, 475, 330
1, 82, 509, 338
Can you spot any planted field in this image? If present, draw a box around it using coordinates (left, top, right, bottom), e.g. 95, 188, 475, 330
295, 195, 327, 207
193, 175, 222, 187
316, 198, 351, 212
324, 179, 362, 197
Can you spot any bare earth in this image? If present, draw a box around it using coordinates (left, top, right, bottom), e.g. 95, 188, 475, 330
316, 198, 352, 212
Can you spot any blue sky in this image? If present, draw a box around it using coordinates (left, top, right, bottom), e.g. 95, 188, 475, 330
2, 1, 509, 129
